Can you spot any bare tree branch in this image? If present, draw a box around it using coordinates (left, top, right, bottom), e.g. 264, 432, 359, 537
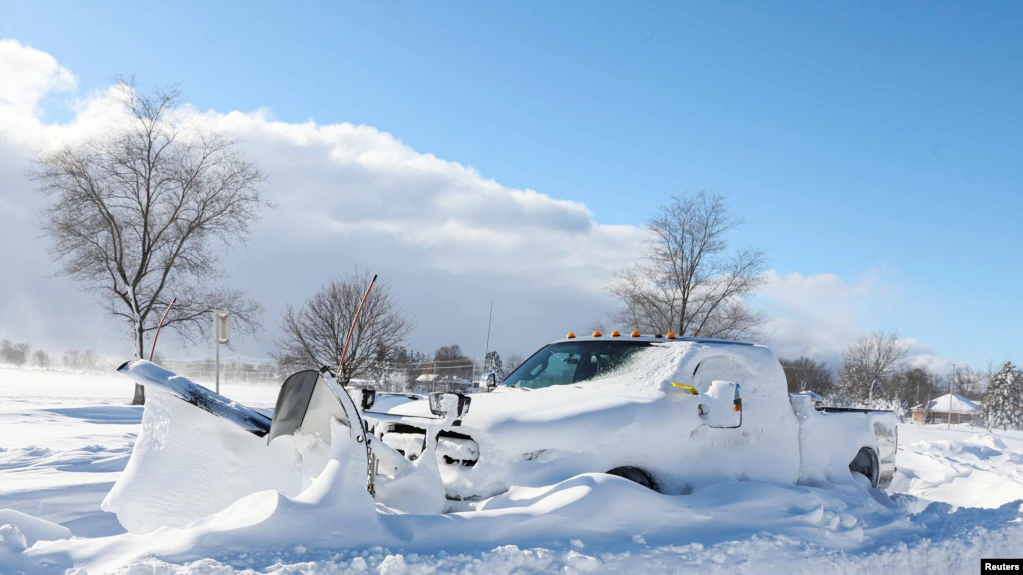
605, 191, 767, 339
272, 271, 415, 385
839, 329, 910, 404
780, 357, 836, 394
31, 79, 271, 404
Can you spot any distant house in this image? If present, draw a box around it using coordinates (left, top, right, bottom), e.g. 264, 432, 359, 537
911, 393, 981, 425
412, 373, 437, 394
413, 373, 476, 394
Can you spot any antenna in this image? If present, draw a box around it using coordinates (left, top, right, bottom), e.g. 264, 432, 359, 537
948, 363, 955, 429
484, 300, 494, 367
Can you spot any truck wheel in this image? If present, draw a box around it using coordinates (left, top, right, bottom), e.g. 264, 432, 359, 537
849, 447, 879, 488
607, 466, 658, 492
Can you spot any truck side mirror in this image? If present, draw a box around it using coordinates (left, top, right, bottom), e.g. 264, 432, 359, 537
701, 381, 742, 429
486, 372, 497, 390
360, 388, 376, 411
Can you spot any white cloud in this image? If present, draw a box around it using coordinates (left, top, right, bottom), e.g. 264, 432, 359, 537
0, 40, 643, 359
201, 109, 640, 282
902, 339, 953, 374
0, 39, 956, 374
755, 269, 954, 373
754, 270, 880, 362
0, 39, 78, 149
0, 39, 76, 115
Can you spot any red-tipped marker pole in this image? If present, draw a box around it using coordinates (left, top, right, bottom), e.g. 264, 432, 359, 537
338, 274, 378, 382
149, 298, 177, 362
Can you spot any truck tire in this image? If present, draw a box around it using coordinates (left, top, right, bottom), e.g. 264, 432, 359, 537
849, 447, 879, 488
607, 466, 658, 492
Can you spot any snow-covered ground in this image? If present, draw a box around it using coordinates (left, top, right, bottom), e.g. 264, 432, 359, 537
2, 366, 1023, 574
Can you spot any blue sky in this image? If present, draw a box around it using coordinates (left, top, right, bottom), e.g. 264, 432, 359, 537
1, 0, 1021, 367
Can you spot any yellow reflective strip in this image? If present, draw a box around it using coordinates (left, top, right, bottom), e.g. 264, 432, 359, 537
670, 382, 699, 395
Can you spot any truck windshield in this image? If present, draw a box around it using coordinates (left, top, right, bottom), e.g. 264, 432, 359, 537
503, 341, 652, 389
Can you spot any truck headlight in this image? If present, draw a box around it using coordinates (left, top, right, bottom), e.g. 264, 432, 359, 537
429, 392, 472, 418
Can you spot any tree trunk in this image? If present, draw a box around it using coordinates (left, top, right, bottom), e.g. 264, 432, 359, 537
131, 383, 146, 405
131, 319, 146, 406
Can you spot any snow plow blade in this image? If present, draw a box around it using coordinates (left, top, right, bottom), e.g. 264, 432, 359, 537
117, 360, 272, 437
266, 367, 368, 447
110, 360, 376, 533
268, 369, 329, 443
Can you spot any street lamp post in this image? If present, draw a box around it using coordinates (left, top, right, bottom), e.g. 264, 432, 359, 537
948, 363, 956, 430
213, 310, 230, 395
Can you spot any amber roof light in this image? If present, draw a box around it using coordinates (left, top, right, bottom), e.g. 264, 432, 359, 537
566, 332, 576, 339
666, 332, 677, 340
611, 330, 621, 337
592, 330, 603, 337
630, 330, 641, 337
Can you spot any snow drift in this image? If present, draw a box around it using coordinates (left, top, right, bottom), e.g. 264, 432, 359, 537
3, 365, 1023, 573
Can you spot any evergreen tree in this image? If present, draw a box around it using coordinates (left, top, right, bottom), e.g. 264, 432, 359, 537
984, 362, 1023, 430
484, 351, 504, 384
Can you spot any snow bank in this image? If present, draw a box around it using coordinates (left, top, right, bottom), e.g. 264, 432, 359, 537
0, 509, 72, 545
893, 426, 1023, 508
84, 521, 1023, 575
33, 489, 1023, 575
0, 365, 280, 408
8, 364, 1023, 573
101, 390, 332, 533
0, 509, 72, 574
8, 422, 1023, 574
24, 470, 913, 571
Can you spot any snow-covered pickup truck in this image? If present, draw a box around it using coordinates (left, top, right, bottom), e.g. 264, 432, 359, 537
361, 334, 898, 503
110, 333, 897, 529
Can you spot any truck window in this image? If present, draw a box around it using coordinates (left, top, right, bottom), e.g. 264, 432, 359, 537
504, 341, 651, 389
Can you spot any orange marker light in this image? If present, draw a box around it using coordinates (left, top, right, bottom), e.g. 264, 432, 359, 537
666, 332, 677, 339
566, 332, 576, 339
631, 330, 641, 337
592, 330, 603, 337
611, 330, 621, 337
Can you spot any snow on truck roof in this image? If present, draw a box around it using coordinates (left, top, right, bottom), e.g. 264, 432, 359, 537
551, 332, 759, 346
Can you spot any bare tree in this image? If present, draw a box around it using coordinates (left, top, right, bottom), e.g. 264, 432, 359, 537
434, 345, 467, 362
0, 341, 30, 367
839, 329, 910, 404
273, 270, 414, 385
780, 357, 835, 394
33, 349, 51, 369
62, 349, 100, 372
889, 366, 942, 407
606, 191, 767, 339
951, 365, 983, 400
505, 353, 525, 377
432, 344, 475, 383
367, 346, 429, 392
32, 80, 269, 404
